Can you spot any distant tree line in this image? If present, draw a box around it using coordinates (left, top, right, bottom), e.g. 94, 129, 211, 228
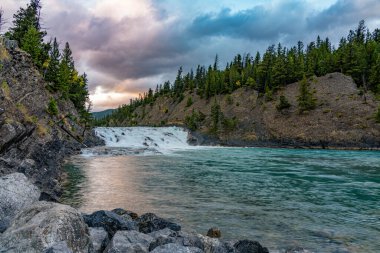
96, 21, 380, 126
2, 0, 91, 123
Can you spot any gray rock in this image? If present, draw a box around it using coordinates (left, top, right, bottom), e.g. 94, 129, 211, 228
0, 173, 40, 231
44, 242, 73, 253
150, 243, 204, 253
137, 213, 181, 233
89, 227, 109, 253
0, 201, 91, 253
148, 228, 178, 239
197, 234, 234, 253
234, 240, 269, 253
83, 210, 137, 236
105, 230, 154, 253
111, 208, 139, 220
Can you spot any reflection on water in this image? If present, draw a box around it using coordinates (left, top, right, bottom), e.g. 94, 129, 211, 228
62, 147, 380, 253
63, 156, 156, 214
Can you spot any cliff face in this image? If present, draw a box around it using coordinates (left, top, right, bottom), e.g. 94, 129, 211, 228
128, 73, 380, 149
0, 46, 101, 200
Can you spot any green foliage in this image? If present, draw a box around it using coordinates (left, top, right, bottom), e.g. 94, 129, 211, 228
186, 96, 193, 107
7, 1, 92, 127
276, 95, 291, 111
97, 21, 380, 127
47, 98, 58, 116
185, 109, 204, 131
376, 106, 380, 123
264, 84, 273, 101
297, 76, 317, 112
222, 117, 238, 132
21, 26, 42, 66
1, 80, 10, 99
210, 101, 221, 134
226, 95, 233, 105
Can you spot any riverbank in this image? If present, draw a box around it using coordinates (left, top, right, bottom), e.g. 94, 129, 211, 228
0, 173, 273, 253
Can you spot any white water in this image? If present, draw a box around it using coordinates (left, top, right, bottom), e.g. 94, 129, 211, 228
93, 127, 195, 155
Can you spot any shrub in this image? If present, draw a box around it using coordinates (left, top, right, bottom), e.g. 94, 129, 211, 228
186, 97, 193, 107
47, 98, 59, 116
376, 106, 380, 123
297, 76, 316, 112
276, 95, 291, 111
226, 95, 233, 105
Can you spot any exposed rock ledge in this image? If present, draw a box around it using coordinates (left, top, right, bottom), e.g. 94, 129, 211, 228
0, 173, 307, 253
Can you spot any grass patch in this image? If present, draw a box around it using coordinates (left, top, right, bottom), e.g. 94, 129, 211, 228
1, 80, 10, 99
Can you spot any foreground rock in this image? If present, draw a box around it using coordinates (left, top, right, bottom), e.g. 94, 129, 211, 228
0, 201, 91, 253
83, 210, 137, 236
137, 213, 181, 233
0, 173, 40, 232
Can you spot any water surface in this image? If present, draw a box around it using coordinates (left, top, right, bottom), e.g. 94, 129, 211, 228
63, 147, 380, 253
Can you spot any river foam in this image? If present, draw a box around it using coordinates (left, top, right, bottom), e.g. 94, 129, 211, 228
88, 127, 197, 155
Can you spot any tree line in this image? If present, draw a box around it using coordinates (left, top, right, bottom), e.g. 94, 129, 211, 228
95, 21, 380, 126
1, 0, 91, 123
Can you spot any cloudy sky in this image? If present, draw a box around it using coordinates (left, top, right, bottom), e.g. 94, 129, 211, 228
2, 0, 380, 111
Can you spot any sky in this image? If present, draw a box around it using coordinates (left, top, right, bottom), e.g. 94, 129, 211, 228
1, 0, 380, 111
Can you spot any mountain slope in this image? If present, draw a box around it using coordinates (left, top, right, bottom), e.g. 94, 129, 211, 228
110, 73, 380, 149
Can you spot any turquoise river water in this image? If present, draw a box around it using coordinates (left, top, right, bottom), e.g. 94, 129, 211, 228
63, 147, 380, 253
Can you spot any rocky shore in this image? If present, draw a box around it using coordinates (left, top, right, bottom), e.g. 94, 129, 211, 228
0, 173, 276, 253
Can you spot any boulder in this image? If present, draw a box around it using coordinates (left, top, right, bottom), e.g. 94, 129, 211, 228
112, 208, 139, 220
0, 201, 91, 253
89, 227, 109, 253
44, 242, 73, 253
207, 228, 221, 238
197, 234, 235, 253
150, 243, 204, 253
0, 173, 40, 232
83, 210, 137, 236
234, 240, 269, 253
137, 213, 181, 233
105, 230, 154, 253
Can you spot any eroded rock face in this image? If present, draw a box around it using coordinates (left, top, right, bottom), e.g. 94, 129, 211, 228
0, 201, 91, 253
0, 173, 40, 232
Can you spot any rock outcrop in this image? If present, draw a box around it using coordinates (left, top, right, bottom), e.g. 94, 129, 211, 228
0, 173, 40, 232
0, 44, 103, 200
112, 73, 380, 149
0, 201, 91, 253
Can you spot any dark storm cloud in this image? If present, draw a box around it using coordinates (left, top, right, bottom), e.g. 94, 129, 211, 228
307, 0, 380, 31
45, 8, 193, 83
186, 1, 306, 41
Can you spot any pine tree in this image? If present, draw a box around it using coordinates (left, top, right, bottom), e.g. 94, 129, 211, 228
21, 26, 43, 66
297, 76, 316, 112
9, 0, 45, 47
45, 38, 60, 86
58, 42, 74, 98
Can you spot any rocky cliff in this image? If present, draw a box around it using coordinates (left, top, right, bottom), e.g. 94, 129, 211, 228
125, 73, 380, 149
0, 44, 102, 200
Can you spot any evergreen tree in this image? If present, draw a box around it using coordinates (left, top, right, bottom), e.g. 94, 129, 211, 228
45, 38, 60, 85
9, 0, 45, 47
20, 26, 43, 66
297, 76, 316, 112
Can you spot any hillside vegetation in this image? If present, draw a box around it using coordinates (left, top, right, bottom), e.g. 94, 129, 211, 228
96, 21, 380, 148
0, 0, 101, 199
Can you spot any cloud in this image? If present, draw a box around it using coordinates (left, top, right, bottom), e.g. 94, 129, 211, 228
2, 0, 380, 111
307, 0, 380, 31
187, 1, 307, 41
